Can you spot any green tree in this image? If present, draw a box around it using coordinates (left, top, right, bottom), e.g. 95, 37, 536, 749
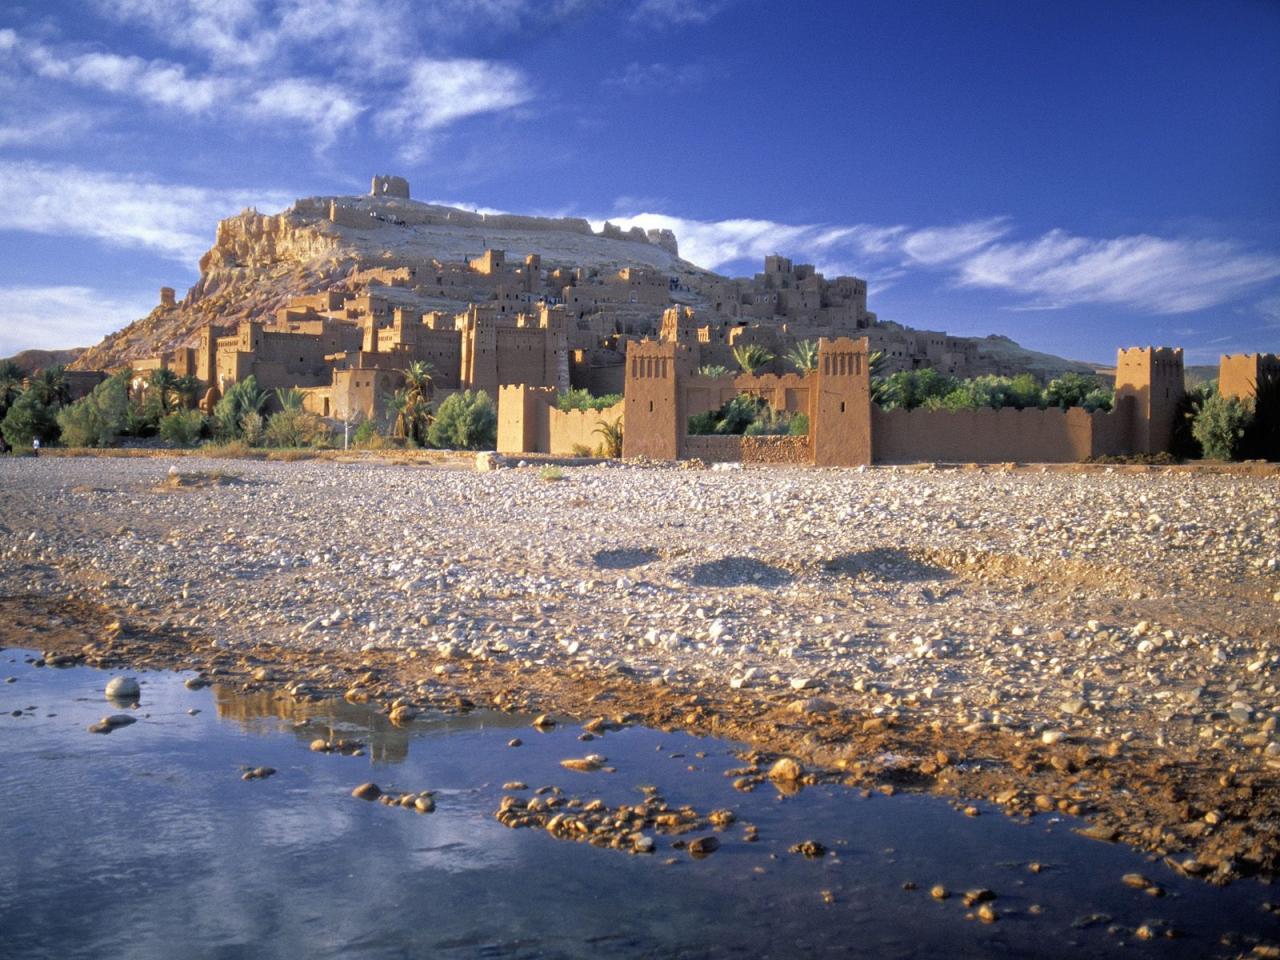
732, 343, 774, 375
784, 340, 819, 374
212, 376, 267, 440
1, 389, 59, 448
428, 390, 497, 449
697, 364, 730, 378
1192, 391, 1252, 460
55, 372, 131, 447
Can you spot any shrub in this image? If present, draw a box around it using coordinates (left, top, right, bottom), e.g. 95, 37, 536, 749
1192, 391, 1252, 460
539, 465, 564, 481
239, 411, 265, 447
556, 388, 622, 412
2, 390, 59, 448
593, 417, 623, 457
570, 442, 593, 457
213, 376, 267, 440
788, 412, 810, 436
743, 405, 791, 435
265, 407, 329, 448
352, 419, 380, 447
158, 410, 205, 447
428, 390, 497, 450
1241, 369, 1280, 462
55, 373, 131, 447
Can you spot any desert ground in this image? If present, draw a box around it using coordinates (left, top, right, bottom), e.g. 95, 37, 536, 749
2, 454, 1277, 882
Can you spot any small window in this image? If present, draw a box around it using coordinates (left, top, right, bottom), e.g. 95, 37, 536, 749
840, 401, 846, 413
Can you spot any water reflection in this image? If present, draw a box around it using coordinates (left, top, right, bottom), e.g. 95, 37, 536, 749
210, 684, 530, 765
2, 651, 1277, 960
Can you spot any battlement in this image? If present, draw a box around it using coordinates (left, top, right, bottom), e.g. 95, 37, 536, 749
370, 175, 410, 199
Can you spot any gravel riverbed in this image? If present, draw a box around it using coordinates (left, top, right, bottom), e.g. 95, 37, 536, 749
2, 455, 1278, 882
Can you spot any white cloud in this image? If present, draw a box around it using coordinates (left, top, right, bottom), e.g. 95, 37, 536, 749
603, 209, 1280, 315
0, 285, 155, 355
631, 0, 730, 24
22, 44, 230, 113
377, 58, 532, 159
956, 231, 1280, 313
246, 78, 364, 140
0, 160, 293, 264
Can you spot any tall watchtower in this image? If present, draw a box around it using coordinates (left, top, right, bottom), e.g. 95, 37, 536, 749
1114, 347, 1184, 454
623, 340, 693, 460
810, 336, 872, 466
370, 175, 410, 199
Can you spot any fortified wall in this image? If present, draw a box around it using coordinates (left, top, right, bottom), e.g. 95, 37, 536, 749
517, 339, 1185, 466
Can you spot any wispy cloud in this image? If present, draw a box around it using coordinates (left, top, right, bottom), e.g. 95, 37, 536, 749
631, 0, 732, 25
0, 109, 96, 149
0, 285, 155, 354
603, 61, 708, 92
601, 209, 1280, 315
377, 59, 532, 161
0, 160, 293, 264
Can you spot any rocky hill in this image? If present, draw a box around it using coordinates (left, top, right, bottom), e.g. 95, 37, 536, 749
67, 187, 1093, 381
70, 194, 708, 372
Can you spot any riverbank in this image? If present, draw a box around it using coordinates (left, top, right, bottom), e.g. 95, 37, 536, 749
2, 456, 1277, 882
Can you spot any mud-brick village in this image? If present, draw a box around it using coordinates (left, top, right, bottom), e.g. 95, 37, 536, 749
2, 3, 1279, 959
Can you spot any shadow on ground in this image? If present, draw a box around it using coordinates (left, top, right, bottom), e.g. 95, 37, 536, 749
822, 548, 952, 583
681, 557, 792, 588
593, 547, 660, 570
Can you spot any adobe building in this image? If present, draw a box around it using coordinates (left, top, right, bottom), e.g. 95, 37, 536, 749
1220, 353, 1279, 402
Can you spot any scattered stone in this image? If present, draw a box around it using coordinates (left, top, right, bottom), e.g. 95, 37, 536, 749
352, 782, 382, 801
768, 757, 803, 782
104, 676, 140, 700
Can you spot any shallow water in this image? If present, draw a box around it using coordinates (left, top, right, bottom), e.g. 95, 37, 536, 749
1, 649, 1276, 959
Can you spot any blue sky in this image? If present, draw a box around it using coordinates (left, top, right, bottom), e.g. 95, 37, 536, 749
0, 0, 1277, 364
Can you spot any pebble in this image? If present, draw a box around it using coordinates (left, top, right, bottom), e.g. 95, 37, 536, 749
104, 677, 140, 700
352, 782, 382, 801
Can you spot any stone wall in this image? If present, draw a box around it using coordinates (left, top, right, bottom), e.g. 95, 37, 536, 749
742, 434, 809, 464
682, 435, 744, 463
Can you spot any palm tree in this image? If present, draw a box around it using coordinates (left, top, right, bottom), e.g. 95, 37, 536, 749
732, 344, 774, 375
174, 374, 203, 409
593, 417, 623, 458
868, 350, 888, 404
213, 375, 268, 439
29, 366, 69, 408
0, 360, 23, 417
275, 387, 305, 411
784, 340, 819, 374
393, 361, 434, 446
147, 368, 180, 416
697, 364, 730, 378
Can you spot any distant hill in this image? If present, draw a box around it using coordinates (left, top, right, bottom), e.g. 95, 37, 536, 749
2, 347, 86, 374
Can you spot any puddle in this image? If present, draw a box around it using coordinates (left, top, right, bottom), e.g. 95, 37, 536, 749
1, 649, 1276, 959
